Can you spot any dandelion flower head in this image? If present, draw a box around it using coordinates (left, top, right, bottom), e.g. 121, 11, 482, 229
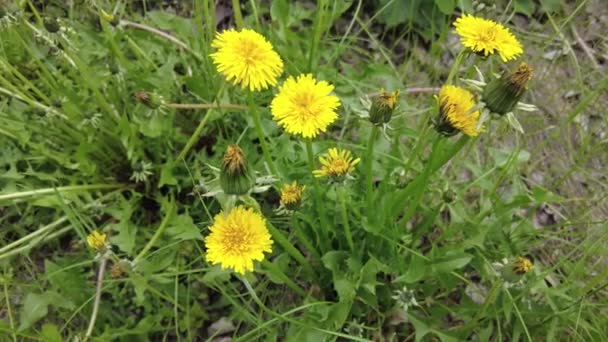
280, 181, 305, 207
513, 256, 534, 274
204, 206, 273, 274
87, 230, 107, 252
313, 148, 360, 179
454, 14, 523, 62
210, 28, 283, 91
438, 85, 482, 137
271, 74, 341, 138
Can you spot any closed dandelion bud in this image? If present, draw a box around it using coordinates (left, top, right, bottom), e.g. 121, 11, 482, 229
442, 188, 456, 203
43, 18, 60, 33
482, 63, 533, 115
134, 91, 164, 109
369, 89, 400, 125
111, 259, 132, 278
220, 145, 254, 195
100, 9, 120, 26
502, 256, 534, 282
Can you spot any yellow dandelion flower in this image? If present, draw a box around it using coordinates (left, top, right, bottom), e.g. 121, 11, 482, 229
437, 85, 482, 137
210, 28, 283, 91
204, 206, 273, 274
313, 148, 360, 179
270, 74, 341, 138
280, 181, 305, 209
87, 230, 107, 252
513, 256, 534, 274
454, 14, 523, 62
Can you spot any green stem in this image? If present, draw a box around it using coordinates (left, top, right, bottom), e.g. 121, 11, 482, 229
249, 93, 278, 176
266, 223, 315, 278
365, 126, 379, 217
84, 256, 108, 341
134, 203, 175, 264
292, 215, 321, 261
396, 134, 469, 230
0, 217, 68, 255
337, 186, 354, 251
260, 260, 307, 297
305, 140, 330, 248
2, 275, 16, 342
445, 50, 467, 85
176, 108, 214, 162
0, 184, 123, 202
231, 0, 244, 30
240, 278, 366, 341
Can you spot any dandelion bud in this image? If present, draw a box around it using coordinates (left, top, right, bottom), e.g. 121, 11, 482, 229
110, 259, 132, 278
43, 18, 60, 33
279, 181, 305, 210
100, 9, 120, 26
502, 256, 534, 282
134, 91, 164, 110
369, 89, 399, 126
220, 145, 254, 195
482, 63, 533, 115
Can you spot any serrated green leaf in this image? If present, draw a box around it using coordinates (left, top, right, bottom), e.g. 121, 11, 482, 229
165, 214, 201, 241
110, 221, 137, 255
18, 291, 73, 331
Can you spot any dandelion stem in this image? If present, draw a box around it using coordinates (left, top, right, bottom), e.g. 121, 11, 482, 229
134, 202, 175, 264
266, 223, 315, 279
337, 186, 354, 251
248, 93, 278, 176
2, 275, 16, 342
446, 50, 467, 85
0, 184, 123, 202
84, 255, 108, 341
168, 103, 247, 111
260, 260, 307, 297
120, 20, 203, 61
292, 215, 321, 261
305, 140, 330, 249
365, 126, 379, 218
176, 108, 214, 162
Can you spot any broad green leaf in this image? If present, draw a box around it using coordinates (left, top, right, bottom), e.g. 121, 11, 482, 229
432, 252, 473, 273
270, 0, 289, 27
514, 0, 536, 16
40, 324, 62, 342
434, 0, 456, 15
166, 214, 201, 241
18, 292, 73, 331
159, 163, 178, 187
395, 254, 428, 283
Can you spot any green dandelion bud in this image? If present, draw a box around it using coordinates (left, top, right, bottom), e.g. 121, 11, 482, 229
134, 91, 164, 110
100, 9, 120, 26
220, 145, 254, 195
483, 63, 533, 115
369, 89, 400, 126
43, 18, 60, 33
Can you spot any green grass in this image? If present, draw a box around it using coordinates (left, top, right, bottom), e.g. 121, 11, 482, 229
1, 0, 607, 341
